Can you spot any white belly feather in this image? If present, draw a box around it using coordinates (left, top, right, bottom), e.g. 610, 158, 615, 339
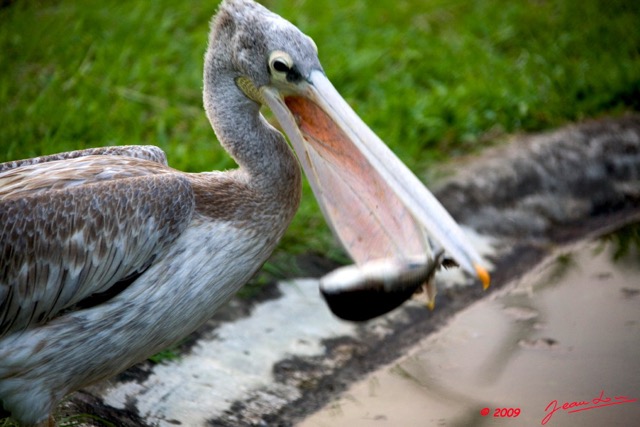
0, 218, 275, 423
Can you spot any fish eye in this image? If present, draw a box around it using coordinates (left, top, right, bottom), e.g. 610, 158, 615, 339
269, 51, 293, 74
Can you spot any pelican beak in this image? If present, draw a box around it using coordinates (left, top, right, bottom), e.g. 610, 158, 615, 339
262, 70, 490, 320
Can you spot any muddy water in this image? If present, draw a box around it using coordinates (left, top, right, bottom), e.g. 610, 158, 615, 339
299, 239, 640, 427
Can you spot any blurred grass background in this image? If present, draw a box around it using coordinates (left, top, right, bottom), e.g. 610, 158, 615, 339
1, 0, 639, 263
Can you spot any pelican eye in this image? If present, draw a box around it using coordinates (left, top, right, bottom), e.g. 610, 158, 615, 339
269, 51, 293, 75
272, 59, 290, 72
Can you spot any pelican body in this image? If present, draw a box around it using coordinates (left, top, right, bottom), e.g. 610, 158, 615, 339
0, 0, 488, 424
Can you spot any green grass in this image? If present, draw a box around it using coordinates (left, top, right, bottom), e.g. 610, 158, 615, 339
1, 0, 639, 261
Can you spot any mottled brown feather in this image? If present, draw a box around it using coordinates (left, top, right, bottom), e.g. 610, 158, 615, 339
0, 145, 168, 173
0, 159, 195, 337
0, 155, 172, 199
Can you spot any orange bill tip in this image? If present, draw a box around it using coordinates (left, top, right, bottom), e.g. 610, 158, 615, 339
475, 263, 491, 290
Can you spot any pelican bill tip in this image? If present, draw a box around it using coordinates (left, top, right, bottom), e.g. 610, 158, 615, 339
474, 263, 491, 290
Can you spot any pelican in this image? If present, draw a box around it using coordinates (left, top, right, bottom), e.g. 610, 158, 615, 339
0, 0, 489, 424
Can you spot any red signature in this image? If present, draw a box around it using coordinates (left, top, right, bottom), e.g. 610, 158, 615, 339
541, 390, 637, 425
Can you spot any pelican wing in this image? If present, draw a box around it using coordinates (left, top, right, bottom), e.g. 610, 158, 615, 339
0, 158, 194, 338
0, 145, 168, 173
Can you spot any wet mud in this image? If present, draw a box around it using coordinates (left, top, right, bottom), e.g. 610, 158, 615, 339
299, 239, 640, 427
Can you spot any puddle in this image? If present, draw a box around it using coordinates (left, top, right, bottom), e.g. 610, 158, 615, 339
299, 238, 640, 427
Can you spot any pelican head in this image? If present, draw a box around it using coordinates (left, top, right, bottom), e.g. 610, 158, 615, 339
206, 0, 321, 88
207, 0, 490, 320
